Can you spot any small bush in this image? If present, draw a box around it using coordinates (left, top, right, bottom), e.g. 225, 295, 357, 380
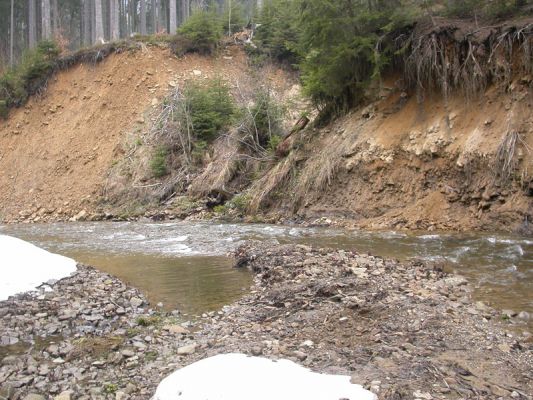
136, 315, 162, 326
228, 193, 250, 212
254, 0, 300, 65
185, 79, 236, 141
248, 89, 284, 147
175, 10, 223, 55
0, 40, 60, 110
267, 134, 282, 152
0, 100, 8, 120
150, 147, 168, 178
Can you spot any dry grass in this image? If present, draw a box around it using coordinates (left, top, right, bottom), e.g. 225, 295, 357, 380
493, 131, 531, 184
188, 128, 241, 197
247, 153, 297, 213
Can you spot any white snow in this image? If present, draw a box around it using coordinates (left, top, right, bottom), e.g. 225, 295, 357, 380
152, 353, 377, 400
0, 234, 77, 301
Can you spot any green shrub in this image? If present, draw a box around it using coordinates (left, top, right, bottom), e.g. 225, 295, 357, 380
298, 0, 416, 116
248, 89, 284, 147
185, 79, 236, 141
0, 100, 8, 120
228, 193, 250, 212
176, 10, 223, 55
267, 134, 282, 152
213, 204, 227, 213
254, 0, 300, 65
0, 40, 60, 111
150, 147, 168, 178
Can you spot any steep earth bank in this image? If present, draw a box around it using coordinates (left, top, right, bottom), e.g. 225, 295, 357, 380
0, 43, 296, 224
262, 82, 533, 233
0, 243, 531, 399
0, 31, 532, 234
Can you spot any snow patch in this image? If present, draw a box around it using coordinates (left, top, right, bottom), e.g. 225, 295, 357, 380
152, 353, 377, 400
0, 235, 77, 301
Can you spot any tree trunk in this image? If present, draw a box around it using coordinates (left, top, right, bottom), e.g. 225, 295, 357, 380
228, 0, 231, 36
140, 0, 147, 35
29, 0, 37, 48
94, 0, 104, 43
110, 0, 120, 40
10, 0, 14, 66
169, 0, 177, 33
82, 0, 91, 45
42, 0, 52, 39
152, 0, 158, 34
180, 0, 189, 25
52, 0, 60, 36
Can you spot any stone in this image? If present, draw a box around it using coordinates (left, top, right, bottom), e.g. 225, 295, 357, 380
517, 311, 530, 320
192, 70, 202, 76
251, 346, 263, 356
413, 390, 433, 399
163, 325, 189, 335
121, 349, 136, 358
502, 309, 517, 318
23, 394, 46, 400
1, 355, 19, 366
54, 390, 73, 400
115, 391, 129, 400
72, 210, 88, 222
130, 297, 143, 308
177, 343, 197, 355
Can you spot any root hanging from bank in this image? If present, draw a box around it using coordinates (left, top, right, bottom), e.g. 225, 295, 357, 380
402, 18, 533, 100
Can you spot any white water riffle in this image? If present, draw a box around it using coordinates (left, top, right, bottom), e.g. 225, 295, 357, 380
0, 234, 77, 301
152, 353, 377, 400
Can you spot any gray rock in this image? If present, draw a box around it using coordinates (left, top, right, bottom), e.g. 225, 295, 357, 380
130, 297, 143, 308
177, 343, 197, 355
1, 355, 19, 366
121, 349, 136, 358
0, 384, 16, 399
54, 390, 73, 400
517, 311, 530, 320
23, 394, 46, 400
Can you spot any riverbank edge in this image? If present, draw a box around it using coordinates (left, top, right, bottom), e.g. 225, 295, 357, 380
1, 244, 532, 399
3, 206, 533, 237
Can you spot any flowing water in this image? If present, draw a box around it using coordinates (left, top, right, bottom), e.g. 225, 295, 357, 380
1, 222, 531, 319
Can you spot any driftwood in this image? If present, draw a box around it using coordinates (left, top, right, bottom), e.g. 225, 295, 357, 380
275, 116, 309, 158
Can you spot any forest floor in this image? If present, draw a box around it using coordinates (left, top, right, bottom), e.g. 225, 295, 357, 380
0, 243, 531, 399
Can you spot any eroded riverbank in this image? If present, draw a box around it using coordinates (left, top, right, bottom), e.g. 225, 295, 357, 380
1, 243, 531, 399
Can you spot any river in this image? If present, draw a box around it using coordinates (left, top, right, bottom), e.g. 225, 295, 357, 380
1, 221, 531, 319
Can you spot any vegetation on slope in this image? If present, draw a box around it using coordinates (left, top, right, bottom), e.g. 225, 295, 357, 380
252, 0, 533, 120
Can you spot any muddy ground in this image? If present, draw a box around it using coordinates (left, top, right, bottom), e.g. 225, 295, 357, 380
1, 243, 531, 399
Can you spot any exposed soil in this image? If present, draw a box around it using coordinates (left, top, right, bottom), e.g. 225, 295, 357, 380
262, 78, 533, 233
0, 38, 531, 233
0, 44, 295, 224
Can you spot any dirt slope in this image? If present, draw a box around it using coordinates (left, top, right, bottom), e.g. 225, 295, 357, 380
0, 45, 263, 223
256, 78, 533, 233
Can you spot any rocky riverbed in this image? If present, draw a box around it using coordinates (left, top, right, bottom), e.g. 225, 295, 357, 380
1, 243, 532, 400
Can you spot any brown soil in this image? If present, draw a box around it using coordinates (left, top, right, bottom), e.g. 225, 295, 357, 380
0, 44, 287, 223
266, 78, 533, 233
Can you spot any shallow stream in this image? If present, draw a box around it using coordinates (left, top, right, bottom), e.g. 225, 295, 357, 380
1, 221, 531, 318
